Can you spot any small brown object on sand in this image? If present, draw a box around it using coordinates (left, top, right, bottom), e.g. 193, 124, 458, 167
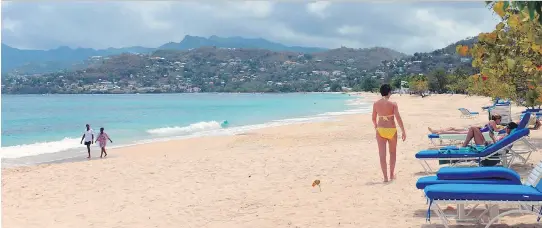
312, 180, 321, 191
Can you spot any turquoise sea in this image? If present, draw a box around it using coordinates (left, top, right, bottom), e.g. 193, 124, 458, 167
1, 93, 369, 167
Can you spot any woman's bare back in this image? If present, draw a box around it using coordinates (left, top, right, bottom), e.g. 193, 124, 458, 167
373, 99, 397, 128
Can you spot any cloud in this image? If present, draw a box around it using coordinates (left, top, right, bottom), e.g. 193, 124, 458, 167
306, 1, 331, 19
337, 25, 363, 35
2, 18, 21, 33
1, 1, 500, 54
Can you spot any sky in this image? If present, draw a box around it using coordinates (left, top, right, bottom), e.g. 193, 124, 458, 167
1, 1, 500, 54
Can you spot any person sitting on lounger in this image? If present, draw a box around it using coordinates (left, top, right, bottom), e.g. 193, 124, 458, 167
461, 121, 517, 147
428, 114, 502, 135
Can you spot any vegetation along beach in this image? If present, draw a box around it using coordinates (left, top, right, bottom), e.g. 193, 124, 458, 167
4, 1, 542, 228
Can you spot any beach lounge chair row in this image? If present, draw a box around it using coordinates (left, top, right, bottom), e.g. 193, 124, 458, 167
417, 128, 532, 172
421, 113, 535, 172
416, 162, 542, 227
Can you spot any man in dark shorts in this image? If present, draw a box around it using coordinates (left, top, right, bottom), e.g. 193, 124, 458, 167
80, 124, 94, 158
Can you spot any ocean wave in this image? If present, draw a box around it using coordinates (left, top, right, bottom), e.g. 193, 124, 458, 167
2, 137, 82, 159
146, 121, 224, 135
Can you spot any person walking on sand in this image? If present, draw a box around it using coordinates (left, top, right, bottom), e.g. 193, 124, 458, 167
372, 84, 406, 182
80, 124, 94, 158
95, 127, 113, 158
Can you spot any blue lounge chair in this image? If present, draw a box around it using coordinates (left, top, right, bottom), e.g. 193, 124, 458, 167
458, 108, 480, 118
422, 161, 542, 227
416, 163, 542, 224
416, 128, 531, 172
416, 166, 522, 190
522, 108, 542, 113
482, 98, 510, 111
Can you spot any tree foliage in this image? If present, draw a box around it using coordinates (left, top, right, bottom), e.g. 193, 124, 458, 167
427, 68, 448, 93
408, 74, 429, 95
356, 77, 379, 92
445, 68, 471, 94
457, 1, 542, 106
391, 76, 403, 89
486, 1, 542, 25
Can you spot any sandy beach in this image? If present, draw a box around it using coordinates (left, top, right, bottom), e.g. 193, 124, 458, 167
3, 93, 542, 228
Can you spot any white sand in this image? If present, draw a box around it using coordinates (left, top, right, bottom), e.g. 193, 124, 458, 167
3, 93, 541, 228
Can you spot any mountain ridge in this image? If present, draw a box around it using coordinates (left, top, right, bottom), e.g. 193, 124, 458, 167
2, 35, 330, 74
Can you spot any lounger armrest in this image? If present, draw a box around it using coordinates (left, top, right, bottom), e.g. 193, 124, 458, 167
436, 167, 521, 183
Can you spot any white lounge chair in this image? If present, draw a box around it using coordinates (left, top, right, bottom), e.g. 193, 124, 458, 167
458, 108, 480, 118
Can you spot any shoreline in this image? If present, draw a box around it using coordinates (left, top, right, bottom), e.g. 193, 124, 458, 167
1, 91, 357, 96
1, 92, 374, 169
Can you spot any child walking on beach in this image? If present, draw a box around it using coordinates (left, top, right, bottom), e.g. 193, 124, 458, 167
95, 127, 113, 158
372, 84, 406, 182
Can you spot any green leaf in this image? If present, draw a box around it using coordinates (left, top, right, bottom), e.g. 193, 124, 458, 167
536, 2, 542, 24
517, 1, 526, 11
503, 1, 509, 11
528, 1, 536, 20
507, 58, 516, 69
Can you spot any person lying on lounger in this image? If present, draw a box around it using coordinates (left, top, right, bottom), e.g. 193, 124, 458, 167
427, 114, 502, 134
461, 121, 517, 147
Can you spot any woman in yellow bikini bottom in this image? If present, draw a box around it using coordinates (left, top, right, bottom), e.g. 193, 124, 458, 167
376, 114, 397, 140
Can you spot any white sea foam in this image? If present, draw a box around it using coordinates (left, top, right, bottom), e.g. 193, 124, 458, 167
146, 121, 223, 135
2, 137, 82, 159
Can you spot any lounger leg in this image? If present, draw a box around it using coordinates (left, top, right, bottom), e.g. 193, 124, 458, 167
419, 160, 433, 173
424, 160, 433, 172
419, 160, 427, 173
523, 151, 533, 165
457, 204, 466, 220
522, 138, 537, 151
465, 204, 480, 217
432, 204, 450, 228
488, 205, 500, 223
510, 148, 526, 164
501, 155, 510, 168
484, 208, 539, 228
506, 151, 515, 167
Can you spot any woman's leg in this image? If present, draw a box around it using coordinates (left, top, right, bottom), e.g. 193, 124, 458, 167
376, 132, 388, 182
103, 147, 107, 157
471, 127, 486, 145
462, 127, 485, 147
428, 127, 466, 134
462, 127, 475, 147
436, 130, 469, 134
388, 132, 398, 180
